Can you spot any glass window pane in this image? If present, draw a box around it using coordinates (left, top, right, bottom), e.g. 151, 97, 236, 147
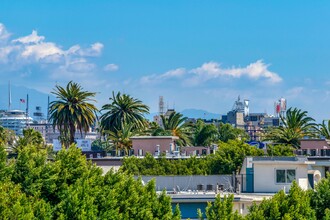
276, 170, 286, 183
287, 169, 296, 183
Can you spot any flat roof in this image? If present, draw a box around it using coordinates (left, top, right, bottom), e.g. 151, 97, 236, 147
130, 136, 179, 140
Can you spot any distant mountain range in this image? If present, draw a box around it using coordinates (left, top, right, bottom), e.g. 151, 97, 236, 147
145, 109, 222, 121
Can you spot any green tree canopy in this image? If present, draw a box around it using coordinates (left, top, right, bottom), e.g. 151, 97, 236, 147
218, 123, 250, 142
310, 173, 330, 219
192, 120, 218, 146
0, 144, 179, 219
247, 181, 316, 220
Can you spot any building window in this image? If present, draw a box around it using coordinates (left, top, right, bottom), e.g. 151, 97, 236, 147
276, 169, 296, 184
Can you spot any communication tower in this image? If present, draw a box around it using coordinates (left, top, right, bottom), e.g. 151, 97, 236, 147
159, 96, 164, 115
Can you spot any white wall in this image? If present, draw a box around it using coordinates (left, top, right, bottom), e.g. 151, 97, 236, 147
253, 163, 309, 193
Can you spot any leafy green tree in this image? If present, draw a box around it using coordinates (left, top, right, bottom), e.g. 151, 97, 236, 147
310, 172, 330, 219
193, 120, 218, 146
0, 125, 15, 148
208, 140, 264, 174
13, 128, 45, 153
49, 81, 98, 147
100, 92, 149, 133
247, 181, 316, 220
266, 144, 295, 156
263, 107, 317, 148
198, 194, 243, 220
218, 123, 250, 142
91, 139, 113, 152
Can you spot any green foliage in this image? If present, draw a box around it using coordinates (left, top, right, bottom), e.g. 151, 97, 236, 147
49, 81, 98, 147
121, 140, 263, 175
100, 91, 149, 133
310, 172, 330, 219
246, 181, 316, 220
266, 144, 295, 156
0, 143, 178, 219
263, 107, 317, 148
91, 139, 112, 152
319, 120, 330, 139
199, 194, 243, 220
153, 111, 193, 146
208, 140, 264, 174
106, 122, 135, 155
193, 120, 218, 146
218, 123, 250, 142
13, 128, 45, 153
0, 125, 15, 147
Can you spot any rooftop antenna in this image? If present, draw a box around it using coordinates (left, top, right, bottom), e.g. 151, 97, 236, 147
26, 94, 30, 128
47, 95, 50, 122
8, 81, 12, 110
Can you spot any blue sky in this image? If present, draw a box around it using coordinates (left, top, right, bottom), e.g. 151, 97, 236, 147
0, 1, 330, 121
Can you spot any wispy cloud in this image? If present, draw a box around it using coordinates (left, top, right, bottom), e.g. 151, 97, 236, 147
140, 60, 282, 86
104, 63, 119, 72
141, 68, 186, 84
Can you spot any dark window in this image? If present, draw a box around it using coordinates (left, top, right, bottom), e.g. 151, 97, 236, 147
276, 169, 296, 184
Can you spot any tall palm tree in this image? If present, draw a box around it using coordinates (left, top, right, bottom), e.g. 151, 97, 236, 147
49, 81, 98, 147
263, 107, 317, 148
100, 92, 149, 132
152, 112, 192, 146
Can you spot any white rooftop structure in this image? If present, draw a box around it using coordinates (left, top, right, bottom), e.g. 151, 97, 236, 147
0, 110, 33, 136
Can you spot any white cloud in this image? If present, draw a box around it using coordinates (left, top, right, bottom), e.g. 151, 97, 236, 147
21, 42, 63, 61
141, 60, 282, 86
12, 30, 44, 44
0, 23, 10, 42
191, 60, 282, 83
104, 63, 119, 72
0, 23, 105, 80
140, 68, 186, 84
68, 42, 104, 57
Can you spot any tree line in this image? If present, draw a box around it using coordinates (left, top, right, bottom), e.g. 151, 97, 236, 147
120, 140, 264, 175
1, 142, 329, 219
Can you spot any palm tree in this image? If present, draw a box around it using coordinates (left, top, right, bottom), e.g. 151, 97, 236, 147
319, 120, 330, 139
49, 81, 98, 147
100, 92, 149, 132
263, 107, 317, 148
152, 112, 192, 146
106, 122, 135, 155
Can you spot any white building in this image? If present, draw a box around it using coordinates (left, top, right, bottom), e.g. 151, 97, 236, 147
0, 110, 33, 136
240, 156, 320, 193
